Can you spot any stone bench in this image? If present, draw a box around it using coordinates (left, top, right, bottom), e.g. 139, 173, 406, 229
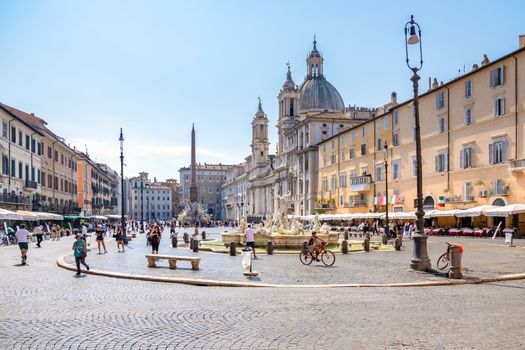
146, 254, 201, 270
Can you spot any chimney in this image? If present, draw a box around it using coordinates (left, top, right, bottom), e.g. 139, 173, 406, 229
390, 92, 397, 105
520, 35, 525, 48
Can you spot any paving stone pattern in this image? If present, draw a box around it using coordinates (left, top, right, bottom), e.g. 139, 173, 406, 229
1, 229, 525, 349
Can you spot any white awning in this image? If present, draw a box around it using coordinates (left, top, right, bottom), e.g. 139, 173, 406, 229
454, 205, 500, 217
484, 204, 525, 217
0, 208, 23, 220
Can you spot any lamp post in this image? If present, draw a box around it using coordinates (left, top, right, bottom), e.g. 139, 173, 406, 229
383, 141, 390, 240
119, 128, 127, 244
405, 15, 431, 271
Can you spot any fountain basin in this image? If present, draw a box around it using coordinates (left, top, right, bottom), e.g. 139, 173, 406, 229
221, 232, 340, 249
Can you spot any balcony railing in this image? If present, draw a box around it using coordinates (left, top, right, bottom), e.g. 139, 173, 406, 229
348, 200, 367, 207
0, 193, 31, 205
509, 159, 525, 175
350, 175, 372, 192
24, 180, 38, 189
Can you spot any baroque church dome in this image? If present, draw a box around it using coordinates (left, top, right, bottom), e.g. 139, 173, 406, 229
298, 38, 345, 113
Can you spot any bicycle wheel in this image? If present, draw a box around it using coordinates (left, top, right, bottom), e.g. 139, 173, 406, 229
299, 251, 314, 265
436, 253, 449, 270
321, 250, 336, 266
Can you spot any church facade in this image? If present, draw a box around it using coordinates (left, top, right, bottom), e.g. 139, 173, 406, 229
240, 39, 374, 220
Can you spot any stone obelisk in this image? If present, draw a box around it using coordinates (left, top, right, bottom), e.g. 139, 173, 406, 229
189, 124, 198, 203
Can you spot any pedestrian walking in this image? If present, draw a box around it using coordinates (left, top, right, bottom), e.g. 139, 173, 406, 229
95, 224, 108, 254
15, 224, 31, 265
244, 224, 257, 259
33, 223, 44, 248
148, 225, 161, 254
72, 234, 89, 276
115, 227, 125, 253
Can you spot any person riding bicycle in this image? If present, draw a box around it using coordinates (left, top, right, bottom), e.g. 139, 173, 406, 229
308, 231, 325, 261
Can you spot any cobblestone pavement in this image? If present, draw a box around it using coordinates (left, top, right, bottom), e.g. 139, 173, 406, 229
65, 227, 525, 285
1, 231, 525, 349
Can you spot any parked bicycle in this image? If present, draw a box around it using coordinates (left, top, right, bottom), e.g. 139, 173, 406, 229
436, 242, 453, 270
299, 241, 336, 266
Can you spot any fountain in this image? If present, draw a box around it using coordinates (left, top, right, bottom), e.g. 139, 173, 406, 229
221, 197, 339, 248
177, 200, 209, 226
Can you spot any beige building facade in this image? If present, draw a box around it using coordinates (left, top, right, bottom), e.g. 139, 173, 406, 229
318, 38, 525, 232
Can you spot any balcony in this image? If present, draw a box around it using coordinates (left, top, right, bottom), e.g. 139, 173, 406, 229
24, 180, 38, 189
350, 175, 372, 192
0, 193, 31, 206
445, 195, 475, 203
509, 159, 525, 175
348, 200, 367, 207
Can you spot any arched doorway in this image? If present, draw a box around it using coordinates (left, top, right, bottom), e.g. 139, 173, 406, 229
492, 198, 506, 229
423, 196, 435, 210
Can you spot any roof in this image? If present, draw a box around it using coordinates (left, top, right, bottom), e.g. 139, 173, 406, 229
179, 163, 234, 171
0, 102, 46, 136
298, 76, 345, 113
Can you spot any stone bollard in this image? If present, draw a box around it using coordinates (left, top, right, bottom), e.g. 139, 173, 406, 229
341, 240, 349, 254
381, 233, 388, 245
183, 233, 189, 244
189, 237, 194, 250
363, 238, 370, 252
171, 235, 178, 248
229, 242, 237, 256
394, 237, 401, 251
344, 232, 349, 240
192, 239, 199, 253
302, 241, 309, 253
266, 240, 274, 255
201, 231, 206, 240
448, 245, 463, 279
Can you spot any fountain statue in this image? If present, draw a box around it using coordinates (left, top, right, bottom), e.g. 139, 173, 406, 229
238, 216, 248, 234
290, 216, 304, 235
178, 199, 209, 225
312, 214, 321, 233
320, 222, 331, 235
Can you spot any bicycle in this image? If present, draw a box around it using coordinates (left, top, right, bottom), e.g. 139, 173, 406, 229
436, 242, 452, 270
299, 241, 336, 266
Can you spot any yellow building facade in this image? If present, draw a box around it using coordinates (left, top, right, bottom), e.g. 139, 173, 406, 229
318, 39, 525, 232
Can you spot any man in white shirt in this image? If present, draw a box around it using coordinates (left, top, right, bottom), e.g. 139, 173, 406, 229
15, 224, 31, 265
33, 224, 44, 248
244, 224, 257, 259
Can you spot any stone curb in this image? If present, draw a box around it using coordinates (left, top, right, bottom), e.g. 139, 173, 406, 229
56, 252, 525, 288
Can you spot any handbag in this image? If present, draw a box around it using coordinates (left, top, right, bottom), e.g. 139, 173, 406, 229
79, 251, 87, 258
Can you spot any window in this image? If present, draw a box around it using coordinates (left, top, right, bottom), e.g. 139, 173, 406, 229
392, 160, 400, 180
411, 156, 417, 177
435, 151, 448, 173
330, 154, 335, 165
349, 169, 356, 179
460, 146, 473, 169
340, 150, 346, 162
18, 131, 22, 146
1, 155, 8, 175
464, 107, 473, 125
331, 139, 335, 149
322, 156, 326, 167
41, 171, 46, 186
321, 177, 328, 192
393, 133, 399, 146
10, 159, 15, 177
349, 148, 355, 159
375, 119, 381, 132
384, 115, 389, 129
360, 143, 367, 156
436, 91, 445, 109
393, 111, 399, 128
350, 130, 355, 144
18, 161, 22, 179
464, 182, 473, 201
494, 96, 505, 116
322, 143, 326, 152
375, 165, 383, 182
360, 166, 368, 176
362, 126, 366, 137
490, 66, 505, 87
48, 146, 52, 158
2, 121, 7, 138
339, 173, 346, 188
330, 175, 337, 190
339, 135, 345, 145
376, 138, 382, 151
438, 117, 446, 133
11, 126, 16, 143
339, 195, 344, 206
54, 150, 58, 161
25, 135, 30, 150
489, 139, 507, 164
465, 80, 472, 99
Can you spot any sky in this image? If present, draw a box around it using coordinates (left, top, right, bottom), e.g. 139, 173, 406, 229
0, 0, 523, 182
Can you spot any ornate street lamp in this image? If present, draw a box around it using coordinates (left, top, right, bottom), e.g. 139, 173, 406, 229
405, 15, 431, 271
383, 141, 390, 241
119, 128, 127, 244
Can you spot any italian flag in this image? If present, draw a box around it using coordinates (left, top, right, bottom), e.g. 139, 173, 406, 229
374, 196, 386, 205
390, 195, 399, 204
438, 196, 446, 207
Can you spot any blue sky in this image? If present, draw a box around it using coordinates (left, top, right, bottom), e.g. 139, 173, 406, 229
0, 0, 523, 181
